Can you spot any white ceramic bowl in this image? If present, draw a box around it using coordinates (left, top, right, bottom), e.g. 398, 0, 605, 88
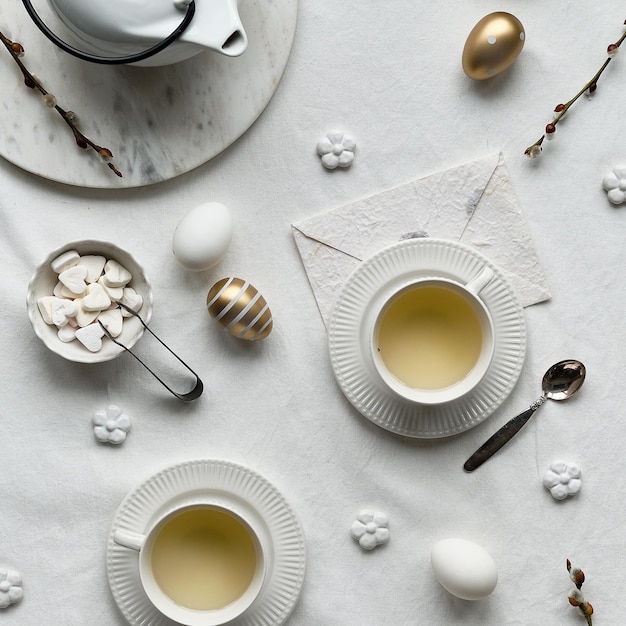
27, 240, 153, 363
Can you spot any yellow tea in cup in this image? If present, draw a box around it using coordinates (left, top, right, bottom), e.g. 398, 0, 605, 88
150, 508, 258, 611
376, 285, 483, 390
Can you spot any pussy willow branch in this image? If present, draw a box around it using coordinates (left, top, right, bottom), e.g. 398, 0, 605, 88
0, 29, 122, 177
525, 20, 626, 158
567, 559, 594, 626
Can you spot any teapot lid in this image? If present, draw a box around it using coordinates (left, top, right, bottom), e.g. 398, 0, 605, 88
21, 0, 197, 65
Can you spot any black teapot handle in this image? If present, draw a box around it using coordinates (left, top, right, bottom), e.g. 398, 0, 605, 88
21, 0, 196, 65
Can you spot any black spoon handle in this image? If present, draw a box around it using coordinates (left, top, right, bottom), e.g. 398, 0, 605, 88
463, 397, 545, 472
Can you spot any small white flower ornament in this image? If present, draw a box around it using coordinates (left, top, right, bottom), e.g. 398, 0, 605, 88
602, 165, 626, 204
350, 510, 389, 550
543, 461, 582, 500
0, 568, 23, 609
93, 404, 131, 445
316, 131, 356, 169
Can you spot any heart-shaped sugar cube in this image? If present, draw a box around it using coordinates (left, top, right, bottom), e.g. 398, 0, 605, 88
119, 287, 143, 317
37, 296, 77, 326
75, 323, 106, 352
102, 260, 132, 288
74, 298, 100, 327
51, 298, 77, 327
82, 283, 111, 312
97, 276, 124, 300
78, 255, 106, 283
51, 249, 80, 273
59, 264, 88, 295
98, 308, 123, 337
57, 324, 77, 343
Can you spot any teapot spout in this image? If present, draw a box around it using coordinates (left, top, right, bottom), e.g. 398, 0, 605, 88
219, 29, 248, 57
179, 0, 248, 57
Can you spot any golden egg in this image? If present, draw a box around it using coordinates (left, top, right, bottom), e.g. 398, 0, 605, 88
462, 12, 525, 80
207, 277, 273, 341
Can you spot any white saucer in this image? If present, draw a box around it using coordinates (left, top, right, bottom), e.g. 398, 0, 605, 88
328, 238, 526, 438
106, 459, 306, 626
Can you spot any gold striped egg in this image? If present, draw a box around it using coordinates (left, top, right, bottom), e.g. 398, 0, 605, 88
207, 277, 273, 341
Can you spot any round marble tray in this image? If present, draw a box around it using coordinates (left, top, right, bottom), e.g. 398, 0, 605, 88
0, 0, 297, 188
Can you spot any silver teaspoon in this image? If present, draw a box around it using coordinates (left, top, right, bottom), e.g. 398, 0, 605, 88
463, 359, 586, 472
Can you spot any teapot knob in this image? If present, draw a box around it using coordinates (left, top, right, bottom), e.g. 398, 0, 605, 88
173, 0, 193, 9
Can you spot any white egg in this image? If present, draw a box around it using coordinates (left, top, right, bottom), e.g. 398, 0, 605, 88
430, 538, 498, 600
172, 202, 233, 271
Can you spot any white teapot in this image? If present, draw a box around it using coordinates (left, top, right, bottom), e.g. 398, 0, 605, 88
24, 0, 247, 66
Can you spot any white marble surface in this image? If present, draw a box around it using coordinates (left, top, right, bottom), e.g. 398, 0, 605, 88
0, 0, 297, 187
1, 1, 626, 625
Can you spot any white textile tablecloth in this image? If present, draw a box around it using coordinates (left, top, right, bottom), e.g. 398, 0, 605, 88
1, 1, 625, 625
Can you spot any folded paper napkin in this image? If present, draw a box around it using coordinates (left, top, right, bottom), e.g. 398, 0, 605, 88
292, 152, 551, 326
